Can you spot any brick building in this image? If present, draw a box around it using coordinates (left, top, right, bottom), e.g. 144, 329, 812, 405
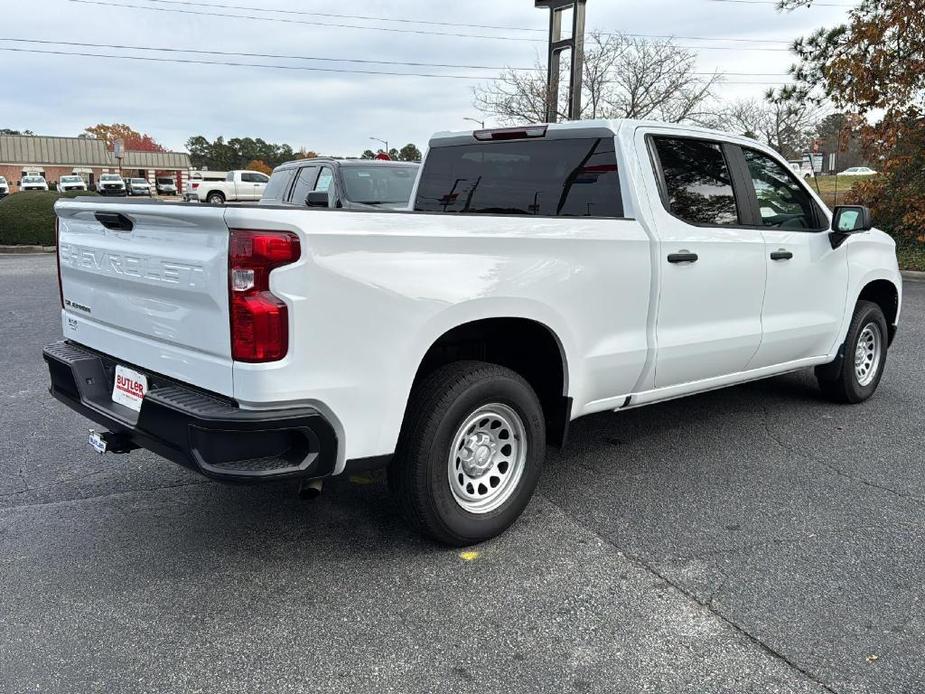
0, 134, 191, 193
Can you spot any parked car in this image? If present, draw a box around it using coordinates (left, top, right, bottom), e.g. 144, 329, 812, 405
46, 119, 902, 546
96, 174, 127, 196
20, 175, 49, 191
788, 161, 814, 179
838, 166, 877, 176
261, 158, 420, 210
58, 175, 87, 193
155, 177, 178, 196
0, 176, 8, 199
189, 169, 269, 205
127, 178, 153, 197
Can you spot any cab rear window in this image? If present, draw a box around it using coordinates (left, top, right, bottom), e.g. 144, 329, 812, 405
414, 138, 623, 218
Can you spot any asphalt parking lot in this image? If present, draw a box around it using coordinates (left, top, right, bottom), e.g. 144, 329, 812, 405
1, 253, 922, 694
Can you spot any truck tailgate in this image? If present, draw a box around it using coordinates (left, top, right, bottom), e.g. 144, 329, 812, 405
55, 199, 234, 396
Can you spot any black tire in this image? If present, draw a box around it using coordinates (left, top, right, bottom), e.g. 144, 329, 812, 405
389, 361, 546, 546
816, 300, 888, 403
207, 192, 225, 205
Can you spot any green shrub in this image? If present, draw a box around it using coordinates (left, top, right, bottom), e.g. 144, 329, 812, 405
0, 190, 98, 245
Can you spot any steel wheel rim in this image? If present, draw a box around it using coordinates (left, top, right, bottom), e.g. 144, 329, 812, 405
854, 322, 882, 387
448, 403, 527, 515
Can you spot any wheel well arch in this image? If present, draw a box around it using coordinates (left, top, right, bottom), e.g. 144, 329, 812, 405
411, 317, 572, 447
205, 189, 225, 199
858, 279, 899, 344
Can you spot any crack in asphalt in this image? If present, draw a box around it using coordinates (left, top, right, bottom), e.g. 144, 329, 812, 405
0, 479, 210, 512
540, 492, 840, 694
0, 464, 120, 501
758, 403, 925, 507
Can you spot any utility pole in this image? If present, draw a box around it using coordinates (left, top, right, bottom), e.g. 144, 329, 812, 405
535, 0, 587, 123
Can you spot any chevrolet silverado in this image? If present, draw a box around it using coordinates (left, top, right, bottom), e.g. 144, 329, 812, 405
45, 120, 902, 545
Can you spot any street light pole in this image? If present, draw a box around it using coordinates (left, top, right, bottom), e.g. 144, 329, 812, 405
370, 137, 389, 154
535, 0, 587, 123
463, 117, 486, 129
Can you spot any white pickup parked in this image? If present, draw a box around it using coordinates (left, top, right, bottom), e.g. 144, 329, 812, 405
192, 169, 269, 205
46, 119, 901, 545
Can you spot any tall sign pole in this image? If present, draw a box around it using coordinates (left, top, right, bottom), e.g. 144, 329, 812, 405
535, 0, 587, 123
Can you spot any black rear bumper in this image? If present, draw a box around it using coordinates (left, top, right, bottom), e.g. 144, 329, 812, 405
43, 341, 338, 483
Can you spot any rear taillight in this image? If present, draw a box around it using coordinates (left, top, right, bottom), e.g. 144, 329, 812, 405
55, 217, 63, 308
228, 229, 301, 363
192, 182, 200, 190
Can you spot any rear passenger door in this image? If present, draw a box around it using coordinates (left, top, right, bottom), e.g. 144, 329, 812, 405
645, 134, 767, 388
287, 165, 319, 206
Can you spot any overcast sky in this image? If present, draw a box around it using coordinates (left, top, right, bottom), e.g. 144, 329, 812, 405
2, 0, 853, 156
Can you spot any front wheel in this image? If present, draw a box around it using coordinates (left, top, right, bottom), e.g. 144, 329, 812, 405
389, 361, 546, 546
816, 300, 888, 403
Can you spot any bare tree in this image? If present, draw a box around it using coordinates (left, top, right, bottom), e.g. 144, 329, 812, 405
473, 32, 722, 125
718, 97, 822, 159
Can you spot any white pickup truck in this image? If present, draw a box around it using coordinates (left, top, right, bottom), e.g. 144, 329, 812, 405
191, 169, 269, 205
45, 120, 901, 545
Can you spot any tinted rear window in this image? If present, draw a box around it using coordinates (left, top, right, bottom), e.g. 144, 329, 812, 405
415, 138, 623, 218
652, 137, 740, 226
342, 165, 417, 205
263, 168, 298, 202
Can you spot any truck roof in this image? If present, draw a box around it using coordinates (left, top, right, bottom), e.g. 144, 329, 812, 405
272, 158, 420, 172
428, 119, 763, 149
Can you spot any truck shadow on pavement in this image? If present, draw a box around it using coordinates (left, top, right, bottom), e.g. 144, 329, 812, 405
142, 367, 846, 556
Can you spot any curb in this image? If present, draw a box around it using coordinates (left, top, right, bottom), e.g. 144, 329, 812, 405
901, 270, 925, 281
0, 245, 55, 255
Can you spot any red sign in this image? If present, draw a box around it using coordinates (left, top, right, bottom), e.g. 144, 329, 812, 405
375, 152, 391, 161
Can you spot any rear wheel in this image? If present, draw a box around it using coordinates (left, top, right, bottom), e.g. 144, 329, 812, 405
389, 361, 546, 546
816, 300, 888, 403
207, 192, 225, 205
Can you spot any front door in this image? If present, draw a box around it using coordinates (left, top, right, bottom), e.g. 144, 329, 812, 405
644, 134, 767, 388
739, 147, 849, 368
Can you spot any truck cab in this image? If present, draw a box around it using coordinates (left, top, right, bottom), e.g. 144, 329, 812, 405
58, 175, 87, 193
96, 174, 127, 196
197, 170, 269, 205
260, 159, 420, 210
20, 174, 49, 191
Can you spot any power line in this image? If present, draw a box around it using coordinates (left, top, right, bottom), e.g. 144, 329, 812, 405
0, 46, 508, 79
0, 37, 794, 77
65, 0, 792, 50
143, 0, 545, 33
705, 0, 854, 5
0, 45, 794, 84
0, 37, 534, 71
65, 0, 544, 42
141, 0, 794, 44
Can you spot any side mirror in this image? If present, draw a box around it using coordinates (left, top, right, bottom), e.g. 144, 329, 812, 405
306, 191, 330, 208
830, 205, 873, 249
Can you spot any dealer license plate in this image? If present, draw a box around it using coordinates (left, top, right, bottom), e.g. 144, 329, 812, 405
112, 365, 148, 412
